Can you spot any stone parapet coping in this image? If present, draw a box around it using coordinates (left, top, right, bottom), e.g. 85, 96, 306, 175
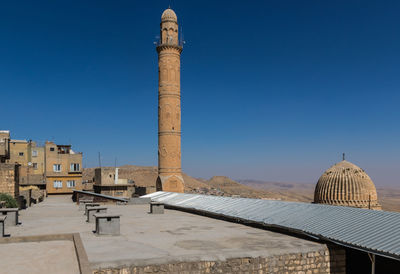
0, 208, 18, 212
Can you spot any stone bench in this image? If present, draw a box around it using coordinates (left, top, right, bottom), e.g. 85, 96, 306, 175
0, 208, 19, 226
150, 202, 164, 214
86, 207, 107, 223
78, 199, 94, 211
84, 203, 100, 215
0, 216, 6, 237
94, 213, 121, 236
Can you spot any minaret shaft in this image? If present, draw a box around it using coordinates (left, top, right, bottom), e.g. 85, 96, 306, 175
156, 9, 184, 192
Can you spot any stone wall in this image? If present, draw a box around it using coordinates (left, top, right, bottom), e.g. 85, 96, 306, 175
93, 246, 345, 274
93, 184, 135, 198
19, 189, 31, 208
0, 163, 19, 198
19, 187, 46, 208
73, 191, 126, 205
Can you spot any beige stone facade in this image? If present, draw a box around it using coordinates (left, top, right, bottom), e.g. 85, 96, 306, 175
0, 131, 10, 163
45, 142, 83, 194
0, 131, 19, 198
8, 140, 28, 164
5, 139, 46, 186
0, 163, 19, 198
93, 247, 346, 274
156, 8, 184, 193
1, 131, 83, 195
29, 143, 45, 176
8, 139, 29, 168
93, 167, 134, 198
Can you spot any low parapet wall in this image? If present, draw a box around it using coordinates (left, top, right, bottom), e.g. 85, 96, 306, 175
72, 190, 128, 205
93, 246, 345, 274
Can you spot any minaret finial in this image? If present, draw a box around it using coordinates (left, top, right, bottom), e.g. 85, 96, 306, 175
342, 153, 345, 161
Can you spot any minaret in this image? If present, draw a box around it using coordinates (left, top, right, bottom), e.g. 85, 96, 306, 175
156, 8, 184, 192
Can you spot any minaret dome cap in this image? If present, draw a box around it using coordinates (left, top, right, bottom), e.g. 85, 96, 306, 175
161, 8, 177, 21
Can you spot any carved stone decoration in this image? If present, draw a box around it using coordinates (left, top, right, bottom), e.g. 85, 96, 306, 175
175, 104, 180, 121
314, 160, 381, 210
156, 8, 184, 193
159, 146, 168, 158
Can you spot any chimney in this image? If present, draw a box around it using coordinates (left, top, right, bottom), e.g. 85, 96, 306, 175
115, 168, 119, 184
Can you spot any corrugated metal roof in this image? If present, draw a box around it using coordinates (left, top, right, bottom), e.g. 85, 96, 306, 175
144, 191, 400, 260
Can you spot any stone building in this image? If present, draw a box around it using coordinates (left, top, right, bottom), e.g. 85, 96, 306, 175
26, 142, 45, 186
93, 167, 134, 198
0, 130, 10, 163
7, 140, 29, 185
156, 8, 184, 193
2, 137, 46, 188
0, 164, 19, 198
45, 141, 83, 194
0, 131, 19, 198
314, 159, 381, 209
1, 131, 83, 195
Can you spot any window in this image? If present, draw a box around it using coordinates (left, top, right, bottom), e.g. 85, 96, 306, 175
70, 163, 80, 172
32, 163, 38, 169
32, 150, 38, 157
67, 180, 76, 188
53, 181, 62, 188
50, 147, 55, 151
19, 152, 24, 156
53, 164, 61, 172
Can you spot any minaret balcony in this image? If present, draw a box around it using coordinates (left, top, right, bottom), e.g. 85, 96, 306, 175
155, 40, 183, 52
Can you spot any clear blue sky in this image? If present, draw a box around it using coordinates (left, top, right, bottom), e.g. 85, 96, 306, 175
1, 1, 399, 185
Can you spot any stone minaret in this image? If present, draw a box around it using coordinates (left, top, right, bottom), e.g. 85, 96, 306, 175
156, 8, 184, 192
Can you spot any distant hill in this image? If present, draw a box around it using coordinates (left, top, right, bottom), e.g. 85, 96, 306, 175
83, 166, 400, 212
238, 179, 400, 212
84, 167, 309, 201
237, 179, 315, 202
199, 176, 275, 199
375, 186, 400, 212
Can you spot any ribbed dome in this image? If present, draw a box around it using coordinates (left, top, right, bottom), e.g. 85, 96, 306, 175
314, 160, 381, 209
161, 8, 177, 21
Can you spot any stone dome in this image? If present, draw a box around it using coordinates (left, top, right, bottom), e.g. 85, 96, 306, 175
161, 8, 177, 21
314, 160, 381, 209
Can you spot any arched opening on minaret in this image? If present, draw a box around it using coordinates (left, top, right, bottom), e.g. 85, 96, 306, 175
156, 177, 162, 191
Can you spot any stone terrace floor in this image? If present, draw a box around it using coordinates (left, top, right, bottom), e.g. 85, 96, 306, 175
6, 195, 326, 270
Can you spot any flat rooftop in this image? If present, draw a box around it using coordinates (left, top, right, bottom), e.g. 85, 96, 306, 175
5, 196, 326, 270
0, 240, 80, 274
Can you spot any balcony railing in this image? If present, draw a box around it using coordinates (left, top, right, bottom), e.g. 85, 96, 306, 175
155, 39, 184, 48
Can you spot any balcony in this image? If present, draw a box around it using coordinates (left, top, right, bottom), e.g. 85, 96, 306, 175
155, 38, 184, 52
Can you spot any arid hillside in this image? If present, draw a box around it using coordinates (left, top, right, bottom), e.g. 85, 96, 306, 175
83, 166, 307, 200
238, 180, 315, 203
83, 166, 400, 212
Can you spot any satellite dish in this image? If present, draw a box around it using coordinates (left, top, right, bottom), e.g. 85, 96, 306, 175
28, 162, 32, 166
